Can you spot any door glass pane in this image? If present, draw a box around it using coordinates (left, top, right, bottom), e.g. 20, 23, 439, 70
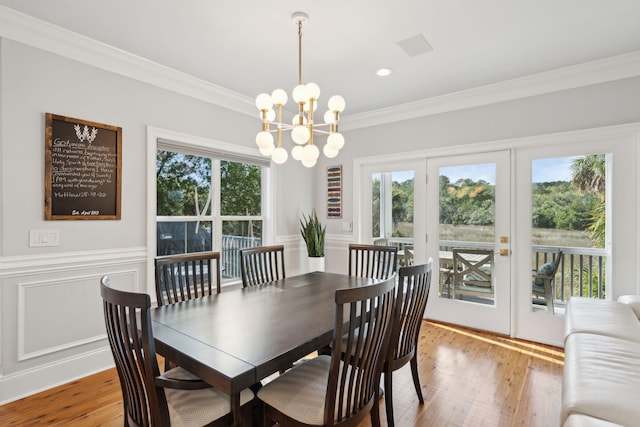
438, 163, 496, 305
221, 220, 263, 280
531, 155, 607, 316
371, 170, 414, 264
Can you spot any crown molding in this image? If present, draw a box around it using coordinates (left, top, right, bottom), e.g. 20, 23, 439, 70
352, 121, 640, 167
0, 6, 256, 117
342, 50, 640, 131
2, 6, 639, 129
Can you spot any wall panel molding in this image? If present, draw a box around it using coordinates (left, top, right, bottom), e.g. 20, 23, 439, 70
17, 270, 137, 361
0, 247, 146, 277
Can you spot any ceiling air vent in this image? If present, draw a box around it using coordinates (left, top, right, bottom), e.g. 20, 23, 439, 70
397, 34, 433, 58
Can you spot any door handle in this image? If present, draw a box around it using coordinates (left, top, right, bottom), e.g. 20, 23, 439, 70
498, 249, 510, 256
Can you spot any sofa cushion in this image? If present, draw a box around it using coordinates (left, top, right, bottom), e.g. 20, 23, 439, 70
565, 297, 640, 343
562, 333, 640, 426
617, 294, 640, 319
563, 413, 624, 427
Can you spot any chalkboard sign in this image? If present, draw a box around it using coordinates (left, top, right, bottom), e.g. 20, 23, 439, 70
45, 113, 122, 220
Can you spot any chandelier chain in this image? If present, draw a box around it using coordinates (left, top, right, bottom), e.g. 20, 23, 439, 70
298, 20, 303, 86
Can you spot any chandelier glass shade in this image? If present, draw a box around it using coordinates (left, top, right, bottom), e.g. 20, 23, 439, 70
255, 12, 345, 168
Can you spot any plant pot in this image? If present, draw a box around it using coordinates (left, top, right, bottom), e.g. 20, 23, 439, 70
308, 256, 325, 272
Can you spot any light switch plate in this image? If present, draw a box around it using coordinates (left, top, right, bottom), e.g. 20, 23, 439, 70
342, 221, 352, 232
29, 229, 60, 247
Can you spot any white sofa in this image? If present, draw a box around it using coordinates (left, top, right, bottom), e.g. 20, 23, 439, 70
562, 296, 640, 427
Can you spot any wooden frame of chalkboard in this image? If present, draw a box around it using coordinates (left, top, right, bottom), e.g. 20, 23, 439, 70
45, 113, 122, 220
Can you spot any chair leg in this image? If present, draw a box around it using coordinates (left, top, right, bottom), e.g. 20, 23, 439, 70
370, 388, 381, 427
410, 355, 424, 404
262, 403, 272, 427
547, 297, 555, 314
384, 370, 395, 427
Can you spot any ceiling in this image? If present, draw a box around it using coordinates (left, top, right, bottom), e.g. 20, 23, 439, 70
1, 0, 640, 116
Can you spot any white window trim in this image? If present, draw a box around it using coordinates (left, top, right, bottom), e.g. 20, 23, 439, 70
146, 126, 274, 294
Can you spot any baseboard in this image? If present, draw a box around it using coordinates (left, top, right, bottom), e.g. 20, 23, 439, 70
0, 347, 114, 405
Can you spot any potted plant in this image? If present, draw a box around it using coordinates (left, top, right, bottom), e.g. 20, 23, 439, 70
300, 210, 326, 272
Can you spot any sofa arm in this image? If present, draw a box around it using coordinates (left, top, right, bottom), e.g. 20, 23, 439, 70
617, 295, 640, 318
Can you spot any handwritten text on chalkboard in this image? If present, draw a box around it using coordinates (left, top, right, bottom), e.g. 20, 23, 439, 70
45, 114, 122, 220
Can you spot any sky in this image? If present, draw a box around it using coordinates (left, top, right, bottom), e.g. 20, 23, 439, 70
389, 156, 577, 184
439, 157, 577, 184
531, 156, 575, 183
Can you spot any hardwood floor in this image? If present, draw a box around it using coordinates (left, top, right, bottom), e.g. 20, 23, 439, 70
0, 321, 564, 426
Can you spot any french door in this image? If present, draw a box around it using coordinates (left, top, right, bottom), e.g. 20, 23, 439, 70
426, 151, 512, 335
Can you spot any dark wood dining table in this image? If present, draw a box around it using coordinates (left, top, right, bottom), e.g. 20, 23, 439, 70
150, 271, 377, 426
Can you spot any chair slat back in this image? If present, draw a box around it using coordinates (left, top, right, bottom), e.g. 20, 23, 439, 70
154, 251, 221, 306
348, 244, 398, 280
549, 250, 563, 277
239, 245, 285, 287
326, 275, 396, 424
100, 276, 170, 426
391, 260, 432, 366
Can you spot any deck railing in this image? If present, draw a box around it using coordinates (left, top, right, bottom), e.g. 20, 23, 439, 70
221, 235, 262, 278
532, 245, 607, 302
388, 238, 607, 305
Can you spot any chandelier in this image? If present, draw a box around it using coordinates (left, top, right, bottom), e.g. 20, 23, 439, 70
255, 12, 346, 168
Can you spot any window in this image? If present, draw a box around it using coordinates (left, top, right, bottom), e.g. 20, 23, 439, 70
371, 170, 414, 245
531, 154, 608, 314
156, 147, 267, 283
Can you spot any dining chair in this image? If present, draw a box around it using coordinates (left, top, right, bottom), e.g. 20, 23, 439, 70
257, 275, 396, 427
451, 248, 494, 300
373, 238, 389, 246
383, 260, 432, 427
348, 243, 398, 280
154, 251, 222, 306
401, 244, 414, 267
240, 244, 286, 287
154, 251, 222, 371
532, 250, 563, 314
100, 276, 254, 427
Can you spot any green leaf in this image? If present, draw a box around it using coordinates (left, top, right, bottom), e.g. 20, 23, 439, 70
300, 210, 325, 257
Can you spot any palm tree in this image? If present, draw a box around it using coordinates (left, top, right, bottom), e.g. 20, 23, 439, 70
570, 154, 605, 247
571, 154, 605, 194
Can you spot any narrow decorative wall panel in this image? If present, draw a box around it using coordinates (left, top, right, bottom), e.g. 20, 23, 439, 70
327, 165, 342, 219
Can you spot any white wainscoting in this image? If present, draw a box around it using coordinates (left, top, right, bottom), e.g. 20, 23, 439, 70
325, 234, 354, 274
0, 247, 146, 405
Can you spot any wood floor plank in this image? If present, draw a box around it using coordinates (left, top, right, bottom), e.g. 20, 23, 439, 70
0, 321, 564, 426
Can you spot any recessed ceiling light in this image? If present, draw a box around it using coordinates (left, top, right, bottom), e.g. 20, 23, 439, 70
377, 68, 392, 77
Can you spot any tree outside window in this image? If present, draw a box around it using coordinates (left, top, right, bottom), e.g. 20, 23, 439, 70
156, 150, 264, 280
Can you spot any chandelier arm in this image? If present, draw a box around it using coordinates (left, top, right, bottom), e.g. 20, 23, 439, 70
308, 98, 314, 145
276, 104, 283, 148
261, 110, 269, 132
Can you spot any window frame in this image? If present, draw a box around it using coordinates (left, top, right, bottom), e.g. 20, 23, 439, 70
147, 127, 273, 291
